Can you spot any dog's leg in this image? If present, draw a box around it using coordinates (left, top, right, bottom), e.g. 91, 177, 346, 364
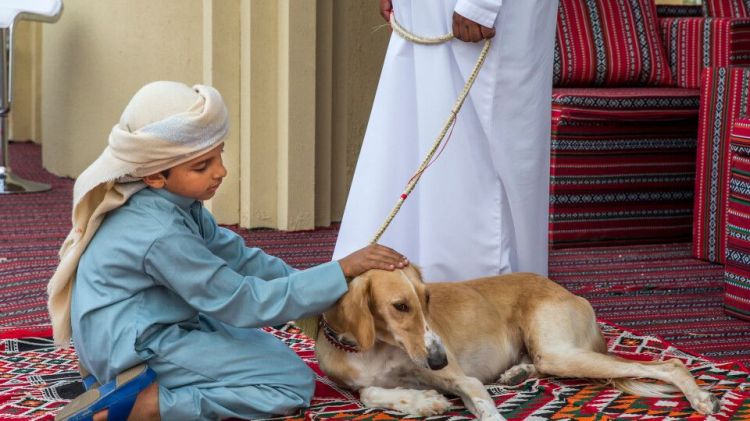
427, 367, 507, 421
527, 296, 718, 414
496, 354, 536, 385
359, 386, 452, 417
497, 363, 538, 385
532, 350, 719, 415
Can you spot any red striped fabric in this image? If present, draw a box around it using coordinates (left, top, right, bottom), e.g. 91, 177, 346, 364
693, 68, 750, 264
704, 0, 750, 17
555, 0, 673, 87
550, 87, 699, 247
726, 120, 750, 321
552, 87, 700, 121
656, 5, 704, 17
660, 17, 750, 89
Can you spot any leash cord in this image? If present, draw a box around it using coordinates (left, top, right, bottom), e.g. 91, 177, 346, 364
369, 14, 491, 245
296, 14, 491, 340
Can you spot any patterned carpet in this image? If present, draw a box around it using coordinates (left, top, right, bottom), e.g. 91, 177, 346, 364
0, 141, 749, 367
2, 322, 750, 420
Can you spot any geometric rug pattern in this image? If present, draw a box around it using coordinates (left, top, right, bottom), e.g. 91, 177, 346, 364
2, 143, 750, 366
1, 322, 749, 420
2, 142, 750, 419
549, 243, 750, 365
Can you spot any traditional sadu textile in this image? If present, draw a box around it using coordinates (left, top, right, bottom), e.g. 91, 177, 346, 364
705, 0, 750, 17
4, 142, 748, 364
550, 87, 699, 247
659, 17, 750, 89
550, 242, 750, 365
725, 118, 750, 321
656, 5, 704, 18
693, 67, 750, 264
549, 1, 750, 248
554, 0, 674, 87
1, 322, 749, 420
2, 141, 750, 362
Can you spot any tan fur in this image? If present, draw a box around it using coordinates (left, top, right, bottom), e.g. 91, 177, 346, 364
315, 268, 719, 420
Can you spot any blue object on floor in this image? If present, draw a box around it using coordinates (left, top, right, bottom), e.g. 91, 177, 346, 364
82, 374, 98, 391
55, 364, 156, 421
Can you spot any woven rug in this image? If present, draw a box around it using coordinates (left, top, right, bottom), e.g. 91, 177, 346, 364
1, 141, 750, 364
550, 243, 750, 365
1, 322, 749, 421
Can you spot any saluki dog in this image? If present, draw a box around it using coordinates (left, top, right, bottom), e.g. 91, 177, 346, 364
314, 266, 719, 420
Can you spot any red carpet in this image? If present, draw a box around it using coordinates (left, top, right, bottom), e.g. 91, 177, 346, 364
0, 143, 750, 362
0, 141, 748, 366
550, 243, 750, 364
2, 322, 749, 420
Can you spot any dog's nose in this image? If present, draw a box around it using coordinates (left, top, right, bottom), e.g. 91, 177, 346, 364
427, 348, 448, 370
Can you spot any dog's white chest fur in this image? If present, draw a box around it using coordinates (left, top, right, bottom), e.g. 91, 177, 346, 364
345, 345, 426, 389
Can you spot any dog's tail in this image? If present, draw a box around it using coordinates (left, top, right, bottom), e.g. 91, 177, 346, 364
609, 378, 681, 398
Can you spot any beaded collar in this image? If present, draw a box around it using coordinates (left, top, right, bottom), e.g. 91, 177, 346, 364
319, 317, 360, 353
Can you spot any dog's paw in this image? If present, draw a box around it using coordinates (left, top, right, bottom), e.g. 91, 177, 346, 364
497, 363, 537, 385
472, 397, 506, 421
688, 390, 720, 415
413, 389, 453, 416
360, 386, 451, 416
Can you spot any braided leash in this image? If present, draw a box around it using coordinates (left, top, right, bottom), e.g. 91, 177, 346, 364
298, 14, 491, 339
370, 14, 491, 244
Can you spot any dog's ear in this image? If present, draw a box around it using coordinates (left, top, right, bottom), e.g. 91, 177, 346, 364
331, 274, 376, 351
406, 264, 424, 283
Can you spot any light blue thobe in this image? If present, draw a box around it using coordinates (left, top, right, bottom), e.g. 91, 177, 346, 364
70, 187, 348, 420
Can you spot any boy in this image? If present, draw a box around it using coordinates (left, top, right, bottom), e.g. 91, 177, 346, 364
48, 81, 408, 420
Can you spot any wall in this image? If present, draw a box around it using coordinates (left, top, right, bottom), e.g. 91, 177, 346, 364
9, 21, 41, 142
30, 0, 387, 228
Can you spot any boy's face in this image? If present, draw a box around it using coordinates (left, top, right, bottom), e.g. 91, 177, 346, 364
143, 143, 226, 201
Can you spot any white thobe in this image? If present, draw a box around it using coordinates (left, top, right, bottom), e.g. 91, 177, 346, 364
334, 0, 558, 282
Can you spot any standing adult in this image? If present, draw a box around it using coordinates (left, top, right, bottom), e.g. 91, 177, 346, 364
333, 0, 559, 281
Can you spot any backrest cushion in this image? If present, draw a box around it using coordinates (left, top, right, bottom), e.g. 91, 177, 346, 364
554, 0, 674, 87
703, 0, 750, 17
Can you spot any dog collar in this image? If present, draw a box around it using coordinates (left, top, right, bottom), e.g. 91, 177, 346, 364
319, 317, 360, 353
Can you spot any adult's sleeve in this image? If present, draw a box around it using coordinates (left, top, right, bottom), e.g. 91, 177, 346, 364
144, 229, 348, 328
454, 0, 502, 29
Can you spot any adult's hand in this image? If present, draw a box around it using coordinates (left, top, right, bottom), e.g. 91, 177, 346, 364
452, 12, 495, 42
380, 0, 393, 22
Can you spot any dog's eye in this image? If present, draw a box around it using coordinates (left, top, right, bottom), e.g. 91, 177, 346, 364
393, 303, 409, 312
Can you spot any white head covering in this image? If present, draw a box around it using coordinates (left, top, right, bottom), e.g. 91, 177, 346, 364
47, 81, 229, 347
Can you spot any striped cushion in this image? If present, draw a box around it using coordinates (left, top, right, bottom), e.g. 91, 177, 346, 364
660, 17, 750, 89
725, 152, 750, 321
731, 118, 750, 155
693, 68, 750, 264
554, 0, 673, 87
704, 0, 750, 17
550, 88, 699, 248
656, 5, 704, 17
553, 87, 699, 122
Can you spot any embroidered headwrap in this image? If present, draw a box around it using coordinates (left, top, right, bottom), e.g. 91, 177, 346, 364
47, 81, 229, 347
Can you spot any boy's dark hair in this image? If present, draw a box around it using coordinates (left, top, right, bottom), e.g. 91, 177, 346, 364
161, 169, 171, 178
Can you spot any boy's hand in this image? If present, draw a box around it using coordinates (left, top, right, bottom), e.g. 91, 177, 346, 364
338, 244, 409, 278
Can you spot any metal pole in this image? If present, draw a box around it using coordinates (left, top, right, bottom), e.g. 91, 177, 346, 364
0, 25, 50, 193
0, 28, 9, 169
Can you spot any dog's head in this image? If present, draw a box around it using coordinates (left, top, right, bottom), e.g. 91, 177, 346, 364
324, 265, 448, 370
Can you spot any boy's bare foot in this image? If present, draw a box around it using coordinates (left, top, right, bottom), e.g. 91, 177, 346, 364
91, 382, 160, 421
